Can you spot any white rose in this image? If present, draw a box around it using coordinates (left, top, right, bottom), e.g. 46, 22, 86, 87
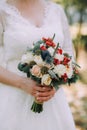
48, 47, 54, 56
34, 55, 44, 66
21, 53, 33, 64
53, 64, 66, 77
55, 54, 64, 61
41, 74, 52, 86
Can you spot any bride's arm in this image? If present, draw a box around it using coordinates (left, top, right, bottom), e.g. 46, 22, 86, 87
0, 65, 23, 88
59, 5, 75, 61
0, 13, 55, 102
0, 12, 26, 91
0, 13, 20, 88
0, 65, 55, 100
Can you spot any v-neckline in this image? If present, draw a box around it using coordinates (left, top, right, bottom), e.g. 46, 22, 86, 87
5, 1, 51, 29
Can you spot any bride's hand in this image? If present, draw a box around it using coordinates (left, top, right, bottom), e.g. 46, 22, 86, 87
35, 87, 56, 102
19, 77, 56, 102
0, 65, 56, 102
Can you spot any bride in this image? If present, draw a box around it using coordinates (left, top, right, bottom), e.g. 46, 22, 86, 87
0, 0, 76, 130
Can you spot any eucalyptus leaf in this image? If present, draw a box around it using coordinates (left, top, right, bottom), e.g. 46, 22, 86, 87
53, 43, 59, 58
48, 70, 59, 80
52, 33, 55, 41
18, 63, 28, 71
18, 63, 24, 71
33, 42, 40, 54
51, 81, 59, 91
68, 74, 79, 84
72, 62, 81, 68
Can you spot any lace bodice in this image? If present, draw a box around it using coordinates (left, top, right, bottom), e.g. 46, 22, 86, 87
0, 1, 74, 71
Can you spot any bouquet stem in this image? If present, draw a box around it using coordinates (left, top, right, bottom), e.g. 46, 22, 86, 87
31, 100, 43, 113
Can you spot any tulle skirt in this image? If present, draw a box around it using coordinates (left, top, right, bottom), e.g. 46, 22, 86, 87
0, 85, 76, 130
0, 61, 76, 130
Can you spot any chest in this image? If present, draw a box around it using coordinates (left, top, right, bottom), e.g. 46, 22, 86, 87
4, 12, 64, 44
3, 4, 65, 60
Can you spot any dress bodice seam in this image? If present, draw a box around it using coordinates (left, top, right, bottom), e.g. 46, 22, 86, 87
4, 1, 52, 29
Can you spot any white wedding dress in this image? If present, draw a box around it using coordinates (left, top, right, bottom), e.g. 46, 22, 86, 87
0, 1, 76, 130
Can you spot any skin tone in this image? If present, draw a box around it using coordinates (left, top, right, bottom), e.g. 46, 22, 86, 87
7, 0, 47, 27
0, 0, 56, 103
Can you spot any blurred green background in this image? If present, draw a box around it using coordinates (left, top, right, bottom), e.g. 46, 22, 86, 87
53, 0, 87, 130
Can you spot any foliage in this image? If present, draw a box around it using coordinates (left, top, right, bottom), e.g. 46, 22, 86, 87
54, 0, 87, 33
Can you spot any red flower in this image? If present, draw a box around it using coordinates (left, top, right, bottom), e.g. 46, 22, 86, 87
66, 64, 69, 68
61, 73, 68, 82
40, 45, 47, 50
63, 56, 70, 65
42, 37, 56, 47
54, 58, 61, 65
57, 48, 63, 54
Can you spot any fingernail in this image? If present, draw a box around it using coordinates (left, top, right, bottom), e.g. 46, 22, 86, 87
36, 92, 39, 96
36, 97, 40, 100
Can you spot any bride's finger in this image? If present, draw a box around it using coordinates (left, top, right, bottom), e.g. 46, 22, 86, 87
36, 88, 56, 102
36, 95, 53, 102
33, 86, 51, 92
36, 88, 55, 97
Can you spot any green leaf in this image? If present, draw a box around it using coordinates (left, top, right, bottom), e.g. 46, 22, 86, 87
18, 63, 27, 71
52, 33, 56, 41
33, 43, 40, 54
27, 72, 31, 77
31, 75, 41, 84
18, 63, 23, 71
68, 74, 79, 84
33, 41, 43, 55
51, 81, 59, 91
53, 43, 59, 58
18, 63, 30, 73
31, 101, 43, 113
22, 65, 30, 73
48, 70, 59, 80
72, 62, 81, 68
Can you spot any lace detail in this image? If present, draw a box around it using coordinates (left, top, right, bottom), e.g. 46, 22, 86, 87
0, 1, 74, 60
0, 1, 51, 28
0, 21, 6, 67
5, 2, 21, 16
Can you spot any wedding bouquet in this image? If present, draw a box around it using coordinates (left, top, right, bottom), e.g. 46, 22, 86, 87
18, 34, 80, 113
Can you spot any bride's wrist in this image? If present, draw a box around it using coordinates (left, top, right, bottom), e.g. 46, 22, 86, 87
16, 76, 29, 91
14, 75, 24, 89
